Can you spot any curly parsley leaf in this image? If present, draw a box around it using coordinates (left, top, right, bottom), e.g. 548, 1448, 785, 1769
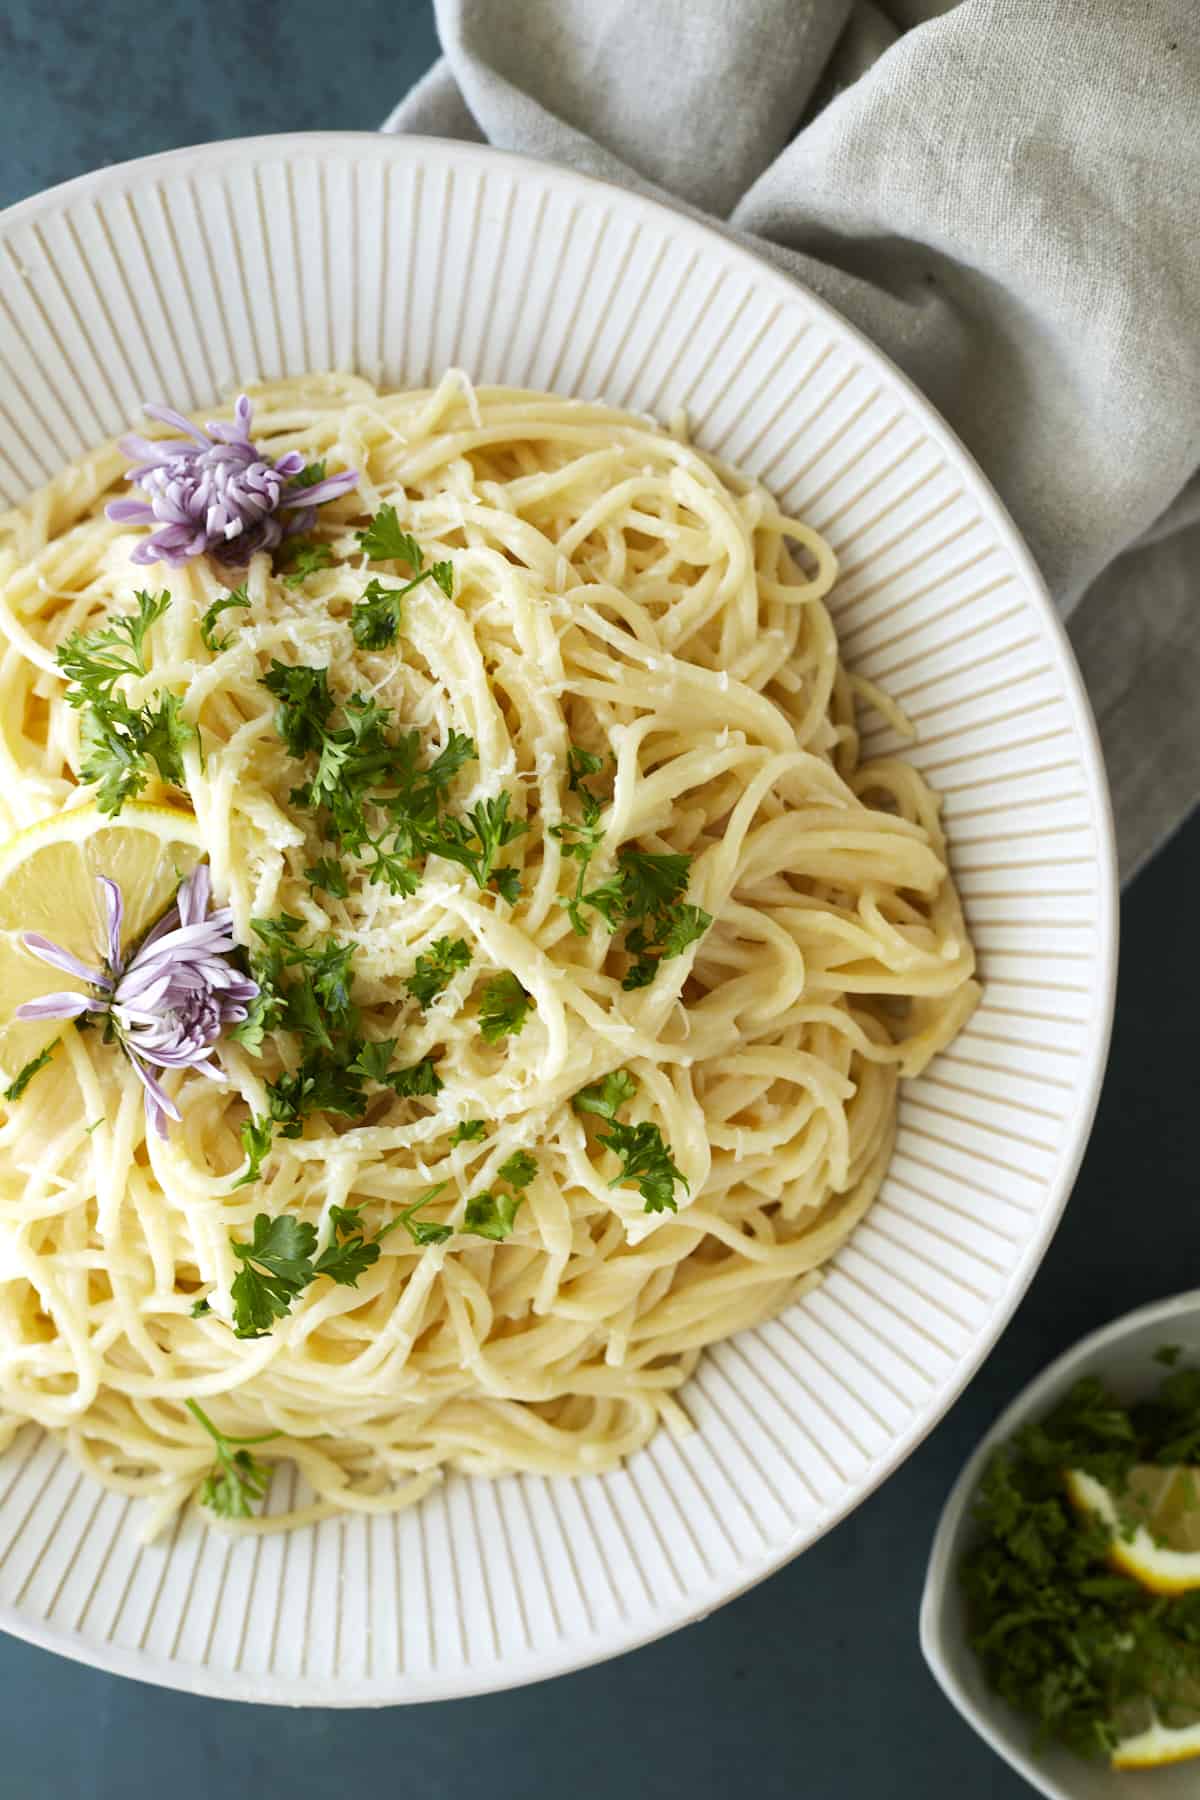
291, 459, 327, 490
450, 1118, 486, 1146
351, 577, 407, 651
200, 583, 252, 653
431, 792, 527, 898
463, 1189, 524, 1241
261, 660, 335, 757
57, 588, 170, 694
391, 1183, 453, 1247
304, 856, 349, 899
598, 1119, 688, 1213
477, 972, 534, 1044
186, 1399, 282, 1521
357, 504, 420, 566
266, 1057, 367, 1137
233, 1114, 273, 1189
312, 1204, 384, 1287
58, 591, 193, 816
496, 1149, 537, 1191
571, 1068, 640, 1122
229, 1213, 319, 1337
351, 557, 456, 650
3, 1039, 59, 1103
384, 1055, 443, 1099
406, 936, 471, 1009
279, 538, 334, 588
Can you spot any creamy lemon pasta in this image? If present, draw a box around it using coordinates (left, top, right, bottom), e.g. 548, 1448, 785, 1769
0, 372, 977, 1535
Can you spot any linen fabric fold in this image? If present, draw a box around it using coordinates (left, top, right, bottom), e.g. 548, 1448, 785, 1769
385, 0, 1200, 880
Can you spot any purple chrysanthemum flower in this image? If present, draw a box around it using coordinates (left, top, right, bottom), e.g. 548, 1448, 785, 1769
105, 396, 357, 568
17, 865, 258, 1138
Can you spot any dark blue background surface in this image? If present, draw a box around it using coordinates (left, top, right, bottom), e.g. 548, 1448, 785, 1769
0, 6, 1194, 1794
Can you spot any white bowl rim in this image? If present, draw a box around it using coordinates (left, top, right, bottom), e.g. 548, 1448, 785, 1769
919, 1288, 1200, 1795
0, 130, 1120, 1705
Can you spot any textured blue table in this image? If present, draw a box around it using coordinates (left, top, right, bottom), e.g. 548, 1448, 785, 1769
1, 6, 1195, 1794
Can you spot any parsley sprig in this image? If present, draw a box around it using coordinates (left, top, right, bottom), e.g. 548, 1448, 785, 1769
552, 744, 711, 985
407, 936, 471, 1009
228, 1202, 413, 1338
477, 971, 534, 1043
56, 589, 193, 815
463, 1148, 538, 1241
572, 1067, 688, 1212
200, 583, 252, 653
185, 1399, 282, 1521
351, 506, 454, 649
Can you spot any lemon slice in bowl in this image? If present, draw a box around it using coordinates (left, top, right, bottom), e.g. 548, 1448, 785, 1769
1065, 1464, 1200, 1593
1112, 1716, 1200, 1769
0, 802, 205, 1083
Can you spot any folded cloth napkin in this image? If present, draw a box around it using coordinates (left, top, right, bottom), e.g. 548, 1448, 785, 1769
385, 0, 1200, 881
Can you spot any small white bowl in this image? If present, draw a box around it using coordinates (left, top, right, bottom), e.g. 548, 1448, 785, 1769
921, 1290, 1200, 1800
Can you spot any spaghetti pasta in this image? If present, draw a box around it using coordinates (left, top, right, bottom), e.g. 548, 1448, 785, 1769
0, 372, 977, 1535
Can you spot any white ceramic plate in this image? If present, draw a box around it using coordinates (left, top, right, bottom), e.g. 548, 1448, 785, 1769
922, 1292, 1200, 1800
0, 133, 1117, 1705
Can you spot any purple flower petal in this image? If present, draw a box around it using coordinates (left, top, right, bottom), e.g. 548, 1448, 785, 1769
105, 499, 158, 526
279, 468, 358, 510
124, 1051, 181, 1138
98, 877, 123, 974
15, 991, 106, 1021
142, 402, 209, 446
21, 933, 111, 989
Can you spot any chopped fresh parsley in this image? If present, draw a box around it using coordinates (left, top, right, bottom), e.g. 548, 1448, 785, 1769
186, 1399, 282, 1521
599, 1118, 688, 1213
496, 1149, 537, 1191
355, 503, 419, 566
261, 660, 335, 757
200, 583, 252, 653
3, 1039, 59, 1103
406, 936, 471, 1009
312, 1203, 387, 1287
57, 590, 193, 815
552, 747, 710, 980
189, 1295, 211, 1317
56, 587, 170, 691
463, 1190, 524, 1242
291, 459, 327, 489
233, 1114, 273, 1189
304, 856, 349, 899
572, 1068, 640, 1122
962, 1364, 1200, 1762
226, 1197, 421, 1339
450, 1119, 486, 1146
351, 507, 453, 646
477, 972, 534, 1044
392, 1183, 453, 1247
279, 537, 334, 588
571, 1069, 686, 1213
262, 665, 524, 908
430, 792, 527, 899
229, 1212, 320, 1338
383, 1055, 443, 1099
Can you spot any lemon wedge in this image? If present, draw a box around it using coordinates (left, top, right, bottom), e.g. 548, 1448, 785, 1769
1065, 1465, 1200, 1594
0, 802, 205, 1082
1112, 1717, 1200, 1769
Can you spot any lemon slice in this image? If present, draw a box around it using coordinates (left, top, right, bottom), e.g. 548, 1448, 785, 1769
1065, 1465, 1200, 1594
0, 802, 205, 1082
1112, 1717, 1200, 1769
